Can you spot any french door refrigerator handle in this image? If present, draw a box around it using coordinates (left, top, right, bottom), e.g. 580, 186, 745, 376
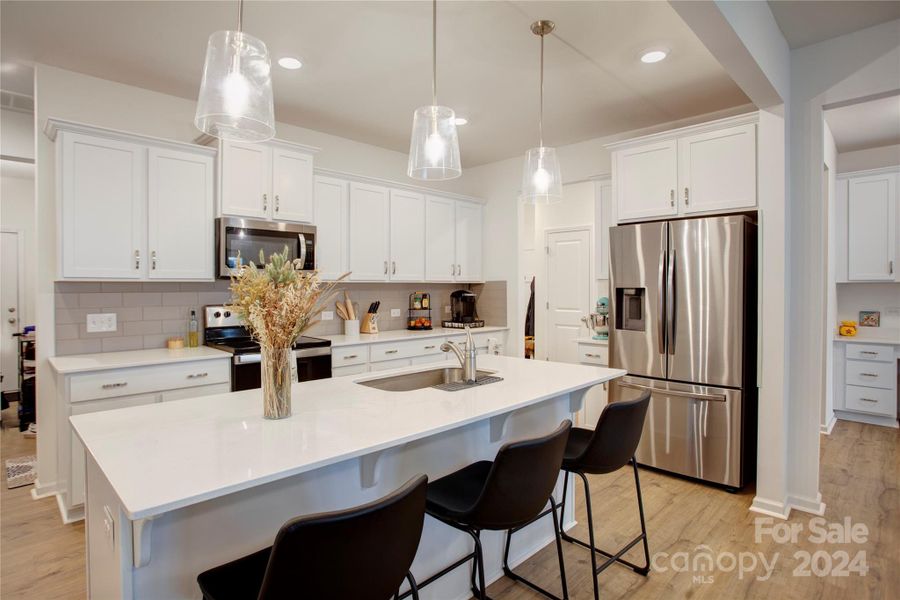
657, 248, 666, 355
618, 380, 726, 402
667, 248, 676, 355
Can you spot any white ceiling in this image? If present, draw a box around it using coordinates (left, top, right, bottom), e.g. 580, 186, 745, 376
0, 1, 751, 166
768, 0, 900, 49
825, 94, 900, 153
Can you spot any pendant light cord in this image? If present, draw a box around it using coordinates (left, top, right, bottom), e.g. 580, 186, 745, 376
539, 30, 544, 148
432, 0, 437, 106
237, 0, 244, 32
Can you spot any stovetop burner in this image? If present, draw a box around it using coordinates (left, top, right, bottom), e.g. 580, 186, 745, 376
203, 305, 331, 355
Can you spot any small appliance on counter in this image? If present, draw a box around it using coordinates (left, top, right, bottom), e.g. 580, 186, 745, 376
407, 292, 432, 330
203, 306, 332, 391
442, 289, 484, 329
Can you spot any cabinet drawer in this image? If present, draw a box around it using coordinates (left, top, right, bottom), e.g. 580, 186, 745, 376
370, 339, 426, 363
369, 358, 412, 372
70, 359, 230, 402
846, 343, 894, 362
333, 345, 368, 367
159, 383, 231, 402
845, 385, 896, 417
845, 359, 895, 390
577, 344, 609, 365
333, 363, 369, 377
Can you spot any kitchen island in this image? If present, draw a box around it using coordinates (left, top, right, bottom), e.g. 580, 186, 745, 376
72, 355, 624, 599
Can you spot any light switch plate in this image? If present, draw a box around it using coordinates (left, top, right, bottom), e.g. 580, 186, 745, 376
390, 308, 401, 317
321, 311, 334, 321
86, 313, 117, 333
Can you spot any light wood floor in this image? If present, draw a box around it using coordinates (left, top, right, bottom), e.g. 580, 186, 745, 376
1, 404, 896, 599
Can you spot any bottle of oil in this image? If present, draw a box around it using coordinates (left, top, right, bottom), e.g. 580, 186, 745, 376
188, 310, 199, 348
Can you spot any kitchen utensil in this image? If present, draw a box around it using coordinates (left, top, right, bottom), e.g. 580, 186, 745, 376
344, 292, 355, 321
344, 319, 360, 337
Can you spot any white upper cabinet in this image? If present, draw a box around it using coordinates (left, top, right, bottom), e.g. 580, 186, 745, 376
389, 190, 426, 281
313, 176, 349, 281
847, 171, 897, 281
425, 195, 456, 282
220, 140, 270, 219
348, 182, 390, 281
60, 132, 146, 279
272, 147, 313, 223
219, 139, 317, 223
147, 148, 215, 280
678, 123, 756, 214
609, 114, 758, 223
454, 200, 483, 282
50, 120, 217, 281
614, 140, 678, 222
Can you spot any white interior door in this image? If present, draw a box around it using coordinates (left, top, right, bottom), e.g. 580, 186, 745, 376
545, 228, 591, 363
1, 232, 20, 393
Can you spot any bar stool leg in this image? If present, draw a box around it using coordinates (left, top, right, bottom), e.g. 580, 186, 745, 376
468, 529, 488, 600
501, 495, 569, 600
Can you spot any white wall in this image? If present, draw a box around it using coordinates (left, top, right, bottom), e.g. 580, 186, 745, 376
1, 108, 35, 160
30, 63, 474, 494
837, 143, 900, 173
836, 283, 900, 334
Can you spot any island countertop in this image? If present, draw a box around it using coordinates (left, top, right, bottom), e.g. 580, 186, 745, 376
71, 355, 624, 520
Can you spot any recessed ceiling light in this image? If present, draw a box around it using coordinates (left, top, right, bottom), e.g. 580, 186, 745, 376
640, 48, 668, 64
277, 57, 303, 70
455, 117, 468, 126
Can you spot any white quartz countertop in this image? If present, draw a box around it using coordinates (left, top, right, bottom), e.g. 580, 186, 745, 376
320, 325, 509, 347
48, 346, 232, 374
833, 334, 900, 346
71, 355, 624, 520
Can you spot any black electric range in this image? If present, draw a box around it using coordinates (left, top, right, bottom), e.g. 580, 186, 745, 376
203, 306, 332, 391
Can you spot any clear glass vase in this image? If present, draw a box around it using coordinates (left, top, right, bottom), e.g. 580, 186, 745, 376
261, 346, 292, 419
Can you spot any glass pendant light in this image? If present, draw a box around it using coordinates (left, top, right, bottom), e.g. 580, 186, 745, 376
520, 20, 562, 204
195, 0, 275, 142
407, 0, 461, 180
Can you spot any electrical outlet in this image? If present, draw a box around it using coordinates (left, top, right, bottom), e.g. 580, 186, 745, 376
86, 313, 117, 333
444, 305, 451, 314
390, 308, 401, 317
321, 311, 334, 321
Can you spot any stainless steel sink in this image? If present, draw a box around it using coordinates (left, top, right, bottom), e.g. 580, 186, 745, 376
357, 367, 498, 392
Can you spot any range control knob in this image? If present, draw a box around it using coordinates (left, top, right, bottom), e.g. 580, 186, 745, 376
213, 311, 222, 318
224, 311, 231, 318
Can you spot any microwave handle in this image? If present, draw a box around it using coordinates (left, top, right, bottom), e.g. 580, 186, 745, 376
298, 233, 307, 268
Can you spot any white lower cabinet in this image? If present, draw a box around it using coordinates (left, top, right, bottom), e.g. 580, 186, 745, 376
834, 342, 898, 427
576, 341, 609, 429
57, 358, 231, 522
370, 358, 413, 372
333, 363, 369, 377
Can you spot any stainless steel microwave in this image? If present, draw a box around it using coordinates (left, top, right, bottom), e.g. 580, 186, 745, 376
216, 217, 316, 278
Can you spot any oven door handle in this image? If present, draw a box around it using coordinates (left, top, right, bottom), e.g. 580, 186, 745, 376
234, 354, 261, 365
294, 347, 331, 358
298, 233, 307, 269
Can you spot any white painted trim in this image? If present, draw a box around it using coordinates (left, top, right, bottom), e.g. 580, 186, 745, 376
198, 133, 320, 155
604, 112, 759, 151
787, 493, 826, 517
30, 478, 59, 499
836, 165, 900, 179
56, 492, 85, 524
749, 496, 791, 520
820, 414, 837, 435
540, 225, 594, 362
43, 117, 216, 156
834, 410, 899, 429
314, 166, 484, 204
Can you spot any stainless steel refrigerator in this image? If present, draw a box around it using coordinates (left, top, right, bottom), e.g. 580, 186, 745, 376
609, 215, 757, 490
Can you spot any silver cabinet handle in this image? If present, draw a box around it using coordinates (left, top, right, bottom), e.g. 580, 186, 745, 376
669, 189, 674, 207
451, 264, 455, 276
263, 193, 268, 212
859, 373, 879, 377
343, 354, 358, 360
383, 261, 388, 275
584, 353, 603, 358
385, 349, 399, 354
890, 260, 894, 275
684, 187, 690, 205
101, 382, 128, 389
424, 345, 436, 350
859, 397, 878, 403
392, 261, 396, 275
860, 351, 879, 355
456, 264, 461, 277
151, 250, 157, 270
134, 250, 140, 270
275, 194, 280, 213
187, 372, 208, 379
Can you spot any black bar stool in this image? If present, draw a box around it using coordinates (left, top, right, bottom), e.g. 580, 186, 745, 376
197, 474, 428, 600
410, 420, 572, 600
558, 392, 652, 600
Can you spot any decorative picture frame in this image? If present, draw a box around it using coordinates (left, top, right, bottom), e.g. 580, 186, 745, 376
859, 310, 880, 327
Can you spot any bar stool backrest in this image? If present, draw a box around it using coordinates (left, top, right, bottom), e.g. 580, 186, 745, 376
575, 391, 651, 474
257, 474, 428, 600
466, 420, 572, 530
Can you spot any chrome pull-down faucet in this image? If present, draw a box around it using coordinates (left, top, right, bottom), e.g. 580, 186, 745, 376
441, 325, 478, 384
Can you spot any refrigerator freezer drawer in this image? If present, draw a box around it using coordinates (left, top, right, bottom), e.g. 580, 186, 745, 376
611, 376, 745, 488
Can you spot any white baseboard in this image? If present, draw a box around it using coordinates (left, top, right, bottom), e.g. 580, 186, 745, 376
834, 410, 898, 429
749, 496, 791, 520
788, 492, 826, 516
820, 414, 837, 435
55, 493, 85, 525
30, 478, 58, 499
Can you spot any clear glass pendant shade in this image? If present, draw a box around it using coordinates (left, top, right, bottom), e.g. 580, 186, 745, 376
407, 105, 461, 180
520, 146, 562, 203
194, 30, 275, 142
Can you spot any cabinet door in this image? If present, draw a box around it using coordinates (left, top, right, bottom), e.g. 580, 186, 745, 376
454, 201, 483, 281
147, 148, 215, 280
272, 148, 314, 223
389, 189, 426, 281
348, 182, 390, 281
60, 132, 146, 279
614, 140, 677, 222
848, 173, 896, 281
69, 392, 159, 508
220, 140, 270, 219
313, 176, 348, 280
678, 123, 756, 214
425, 195, 456, 282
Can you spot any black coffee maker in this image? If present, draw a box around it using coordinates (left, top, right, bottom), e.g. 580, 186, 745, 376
444, 290, 484, 328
